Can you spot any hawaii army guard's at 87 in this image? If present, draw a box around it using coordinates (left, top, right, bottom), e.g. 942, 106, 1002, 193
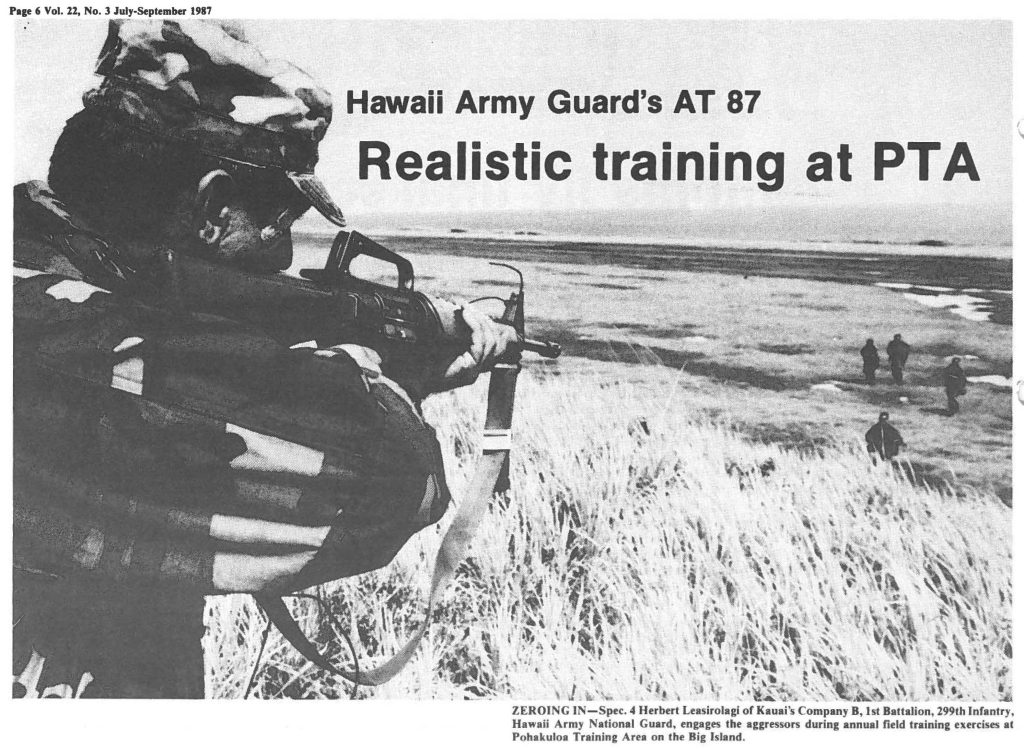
13, 19, 515, 699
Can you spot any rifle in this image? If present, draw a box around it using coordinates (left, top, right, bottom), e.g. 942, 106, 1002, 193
147, 229, 561, 687
149, 230, 560, 401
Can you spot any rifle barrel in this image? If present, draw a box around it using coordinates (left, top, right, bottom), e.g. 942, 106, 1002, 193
521, 338, 561, 359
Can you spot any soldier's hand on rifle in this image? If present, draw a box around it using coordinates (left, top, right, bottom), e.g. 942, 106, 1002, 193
436, 301, 519, 391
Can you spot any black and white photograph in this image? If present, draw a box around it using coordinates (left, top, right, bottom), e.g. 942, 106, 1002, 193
5, 6, 1018, 742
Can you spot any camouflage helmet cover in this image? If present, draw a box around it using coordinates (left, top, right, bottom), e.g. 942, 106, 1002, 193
84, 19, 344, 226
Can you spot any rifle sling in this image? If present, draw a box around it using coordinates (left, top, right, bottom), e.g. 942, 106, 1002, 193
256, 449, 508, 687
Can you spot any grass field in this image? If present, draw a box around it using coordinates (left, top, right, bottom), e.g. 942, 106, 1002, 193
350, 247, 1013, 502
205, 245, 1012, 700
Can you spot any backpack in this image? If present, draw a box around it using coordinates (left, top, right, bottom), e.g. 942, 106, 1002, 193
14, 265, 451, 596
13, 182, 526, 687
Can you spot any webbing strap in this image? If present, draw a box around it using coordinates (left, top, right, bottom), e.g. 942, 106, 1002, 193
256, 450, 507, 686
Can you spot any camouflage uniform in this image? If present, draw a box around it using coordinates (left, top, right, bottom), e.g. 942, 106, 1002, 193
14, 21, 449, 699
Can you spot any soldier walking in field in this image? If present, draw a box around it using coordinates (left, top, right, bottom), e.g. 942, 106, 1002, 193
886, 334, 911, 384
865, 412, 905, 460
943, 357, 968, 415
860, 338, 880, 385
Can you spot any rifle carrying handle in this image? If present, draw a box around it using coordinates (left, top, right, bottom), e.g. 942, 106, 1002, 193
327, 231, 415, 291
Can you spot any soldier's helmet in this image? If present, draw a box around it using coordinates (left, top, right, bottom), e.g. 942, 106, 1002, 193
879, 412, 889, 421
83, 19, 345, 227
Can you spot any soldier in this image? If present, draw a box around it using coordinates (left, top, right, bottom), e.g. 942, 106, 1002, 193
886, 333, 911, 384
943, 357, 968, 415
865, 412, 905, 460
860, 338, 880, 385
13, 20, 515, 698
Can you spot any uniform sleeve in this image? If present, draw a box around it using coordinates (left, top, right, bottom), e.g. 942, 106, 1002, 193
14, 266, 449, 595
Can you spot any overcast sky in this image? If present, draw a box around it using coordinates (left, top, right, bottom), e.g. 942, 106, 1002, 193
13, 19, 1012, 214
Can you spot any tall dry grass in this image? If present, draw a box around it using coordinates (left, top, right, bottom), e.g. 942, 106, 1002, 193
204, 370, 1012, 700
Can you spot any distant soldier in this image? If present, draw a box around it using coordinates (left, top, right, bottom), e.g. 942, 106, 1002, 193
886, 334, 911, 384
865, 412, 905, 460
860, 338, 880, 385
943, 357, 968, 415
